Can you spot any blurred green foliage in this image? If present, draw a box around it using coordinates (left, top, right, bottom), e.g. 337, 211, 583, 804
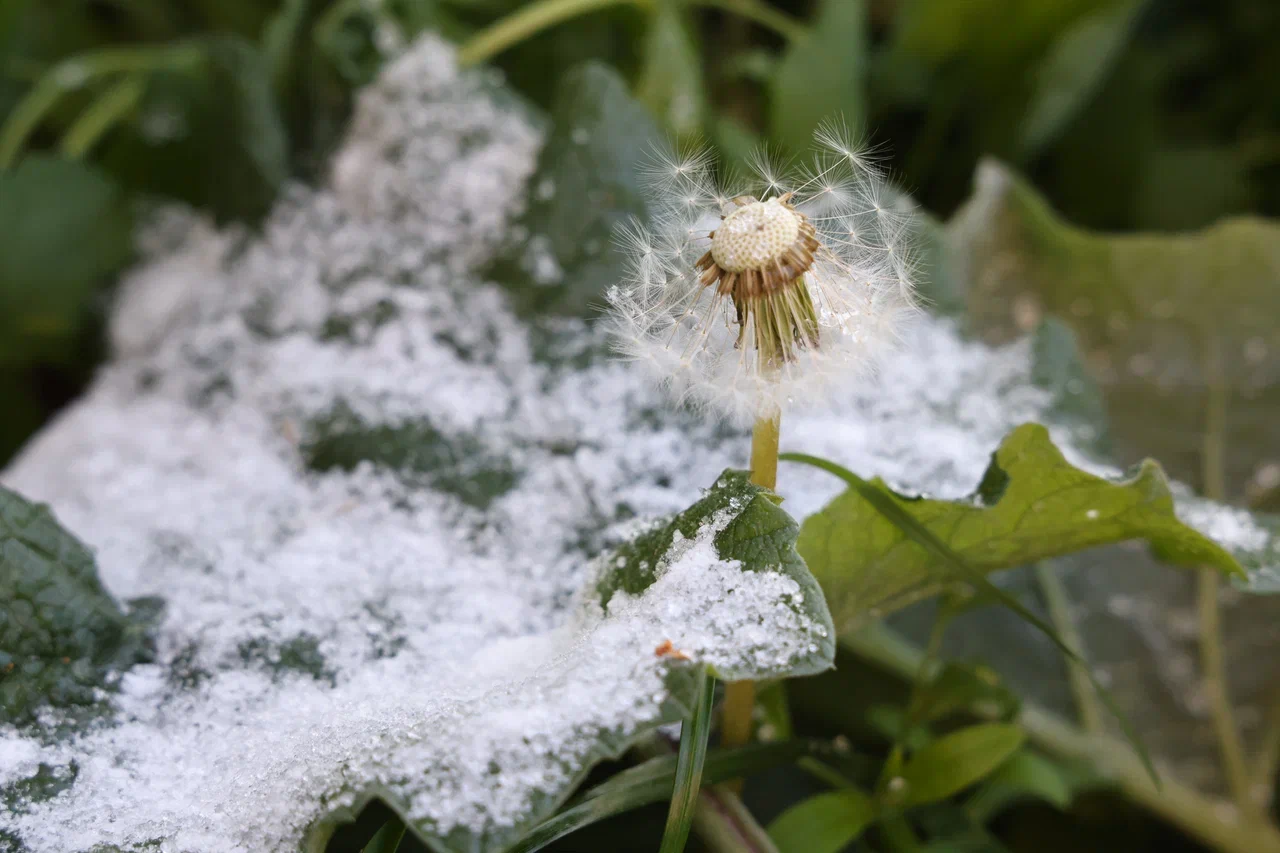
0, 0, 1276, 464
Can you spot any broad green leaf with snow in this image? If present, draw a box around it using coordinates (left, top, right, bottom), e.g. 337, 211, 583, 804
598, 469, 834, 681
0, 486, 156, 726
906, 156, 1280, 795
799, 423, 1247, 628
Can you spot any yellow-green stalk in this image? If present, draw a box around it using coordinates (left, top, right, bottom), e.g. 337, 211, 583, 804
721, 413, 781, 760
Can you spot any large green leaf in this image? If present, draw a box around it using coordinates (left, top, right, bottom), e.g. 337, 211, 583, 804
797, 423, 1247, 628
0, 485, 156, 725
769, 0, 866, 155
947, 159, 1280, 497
0, 155, 132, 367
491, 61, 661, 317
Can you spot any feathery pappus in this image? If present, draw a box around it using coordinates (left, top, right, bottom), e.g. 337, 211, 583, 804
605, 123, 919, 423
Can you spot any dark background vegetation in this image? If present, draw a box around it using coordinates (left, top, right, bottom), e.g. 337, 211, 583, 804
0, 0, 1277, 466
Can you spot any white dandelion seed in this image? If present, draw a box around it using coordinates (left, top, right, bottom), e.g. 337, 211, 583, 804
605, 125, 920, 423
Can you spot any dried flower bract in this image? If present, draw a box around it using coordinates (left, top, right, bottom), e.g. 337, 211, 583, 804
607, 123, 918, 422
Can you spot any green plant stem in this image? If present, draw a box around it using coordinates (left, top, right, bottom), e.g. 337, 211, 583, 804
880, 604, 949, 787
458, 0, 647, 66
692, 786, 782, 853
1033, 562, 1103, 734
636, 736, 782, 853
59, 74, 146, 159
0, 44, 202, 169
845, 624, 1280, 853
690, 0, 807, 42
1198, 339, 1258, 820
1253, 680, 1280, 800
748, 411, 780, 491
457, 0, 806, 67
721, 412, 782, 774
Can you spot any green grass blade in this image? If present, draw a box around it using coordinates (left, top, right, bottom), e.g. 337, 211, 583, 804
659, 665, 716, 853
780, 452, 1159, 786
60, 74, 146, 159
361, 816, 406, 853
507, 732, 816, 852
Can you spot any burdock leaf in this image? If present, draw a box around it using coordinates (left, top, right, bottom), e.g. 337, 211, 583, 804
793, 423, 1245, 628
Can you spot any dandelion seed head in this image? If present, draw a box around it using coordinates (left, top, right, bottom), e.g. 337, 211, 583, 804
710, 198, 801, 273
607, 126, 918, 423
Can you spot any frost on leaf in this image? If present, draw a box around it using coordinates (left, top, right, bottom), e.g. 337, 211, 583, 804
0, 35, 828, 853
596, 469, 834, 682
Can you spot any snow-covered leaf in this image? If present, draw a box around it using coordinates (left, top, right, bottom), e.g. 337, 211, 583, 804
0, 486, 156, 726
599, 468, 834, 681
0, 35, 829, 853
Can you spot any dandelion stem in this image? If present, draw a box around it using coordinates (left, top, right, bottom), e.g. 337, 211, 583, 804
720, 411, 782, 786
748, 411, 780, 492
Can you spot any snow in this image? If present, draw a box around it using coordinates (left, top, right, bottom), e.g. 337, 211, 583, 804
1, 30, 1274, 853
